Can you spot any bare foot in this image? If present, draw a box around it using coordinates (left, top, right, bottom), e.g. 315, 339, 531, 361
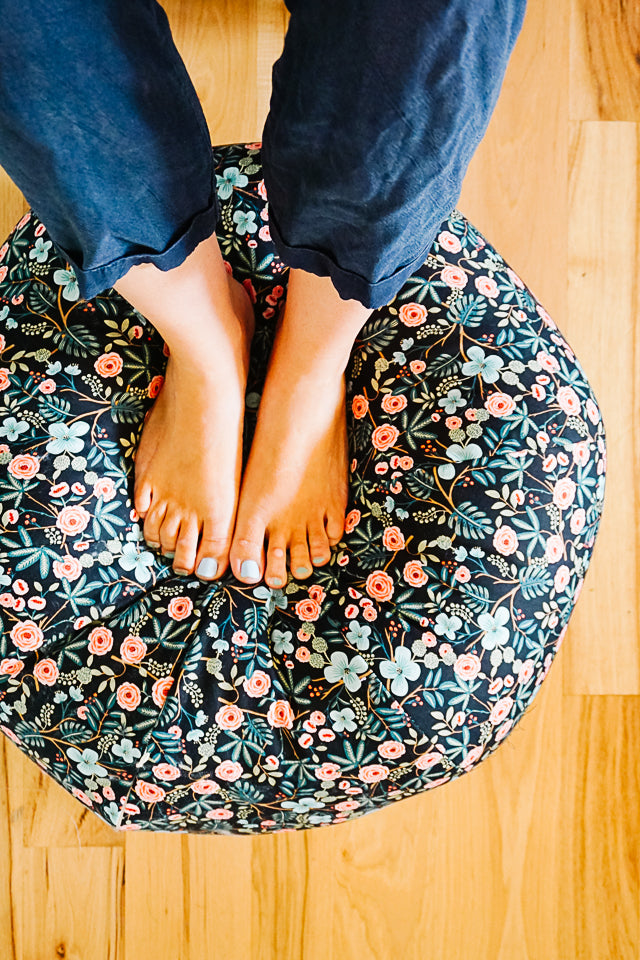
228, 352, 350, 587
226, 261, 374, 587
113, 233, 255, 580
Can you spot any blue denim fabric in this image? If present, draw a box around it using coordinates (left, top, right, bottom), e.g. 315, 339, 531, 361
0, 0, 526, 309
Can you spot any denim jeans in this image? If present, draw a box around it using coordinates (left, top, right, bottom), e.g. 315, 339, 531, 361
0, 0, 527, 308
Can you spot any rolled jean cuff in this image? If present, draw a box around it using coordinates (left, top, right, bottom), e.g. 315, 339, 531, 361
267, 204, 445, 312
54, 196, 220, 304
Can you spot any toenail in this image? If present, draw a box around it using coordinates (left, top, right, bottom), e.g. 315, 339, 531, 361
164, 551, 174, 559
147, 541, 160, 549
196, 557, 218, 580
312, 556, 325, 564
240, 559, 261, 581
174, 568, 189, 576
269, 577, 283, 587
295, 566, 310, 576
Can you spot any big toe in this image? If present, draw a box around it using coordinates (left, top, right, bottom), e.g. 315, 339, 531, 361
194, 520, 234, 581
230, 515, 267, 584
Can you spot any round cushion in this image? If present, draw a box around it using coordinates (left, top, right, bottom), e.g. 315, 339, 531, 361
0, 142, 607, 834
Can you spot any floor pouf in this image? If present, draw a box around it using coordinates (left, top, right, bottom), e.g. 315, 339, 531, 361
0, 142, 607, 834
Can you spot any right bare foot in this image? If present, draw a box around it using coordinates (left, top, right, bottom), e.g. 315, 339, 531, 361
112, 232, 255, 580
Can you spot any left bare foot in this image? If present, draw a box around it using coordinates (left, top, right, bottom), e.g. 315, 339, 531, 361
228, 265, 373, 586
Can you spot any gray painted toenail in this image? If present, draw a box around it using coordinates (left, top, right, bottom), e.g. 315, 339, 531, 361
147, 541, 160, 549
312, 556, 325, 564
174, 568, 189, 576
164, 551, 175, 559
240, 559, 260, 580
295, 566, 310, 576
196, 557, 218, 579
270, 577, 283, 587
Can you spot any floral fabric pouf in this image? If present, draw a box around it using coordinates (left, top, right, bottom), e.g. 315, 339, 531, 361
0, 142, 607, 834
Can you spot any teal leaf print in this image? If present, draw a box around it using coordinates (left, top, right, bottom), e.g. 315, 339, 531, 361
27, 282, 57, 313
358, 314, 398, 354
58, 576, 95, 614
426, 351, 462, 380
352, 416, 373, 452
15, 524, 31, 547
38, 393, 72, 421
400, 275, 443, 304
109, 392, 145, 424
447, 294, 487, 328
183, 639, 204, 673
357, 546, 389, 572
13, 724, 46, 749
448, 501, 494, 540
405, 466, 435, 499
49, 721, 89, 745
53, 322, 101, 357
91, 500, 127, 540
403, 408, 437, 450
518, 565, 554, 600
244, 604, 270, 639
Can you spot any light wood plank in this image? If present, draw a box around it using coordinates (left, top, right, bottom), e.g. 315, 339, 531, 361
0, 168, 27, 247
559, 695, 640, 958
570, 0, 640, 121
186, 834, 253, 960
124, 834, 185, 959
18, 741, 124, 848
19, 847, 123, 960
458, 0, 568, 337
161, 0, 262, 144
256, 0, 289, 133
565, 120, 639, 694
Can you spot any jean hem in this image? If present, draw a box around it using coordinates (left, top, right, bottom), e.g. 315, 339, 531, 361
53, 200, 221, 303
267, 209, 435, 311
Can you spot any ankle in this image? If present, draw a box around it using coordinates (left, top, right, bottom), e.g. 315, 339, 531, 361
114, 232, 232, 318
278, 267, 371, 372
114, 238, 253, 362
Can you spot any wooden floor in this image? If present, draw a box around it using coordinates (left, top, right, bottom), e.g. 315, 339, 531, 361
0, 1, 637, 957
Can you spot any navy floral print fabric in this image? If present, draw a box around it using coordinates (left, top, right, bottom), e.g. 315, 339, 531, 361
0, 143, 606, 834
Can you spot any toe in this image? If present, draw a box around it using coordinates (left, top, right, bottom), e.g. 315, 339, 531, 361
143, 500, 167, 549
264, 534, 288, 590
195, 522, 233, 581
325, 508, 345, 546
172, 516, 200, 576
308, 517, 331, 567
230, 516, 266, 584
289, 529, 312, 579
134, 479, 153, 519
158, 507, 181, 559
